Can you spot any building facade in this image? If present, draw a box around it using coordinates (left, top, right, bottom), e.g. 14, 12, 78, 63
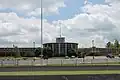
0, 47, 118, 57
43, 37, 78, 56
0, 47, 35, 57
78, 48, 119, 56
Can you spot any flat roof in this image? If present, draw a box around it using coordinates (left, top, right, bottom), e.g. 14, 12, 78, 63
43, 42, 78, 45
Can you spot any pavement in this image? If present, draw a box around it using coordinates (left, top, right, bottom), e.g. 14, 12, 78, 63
0, 61, 120, 80
0, 56, 120, 80
0, 74, 120, 80
1, 57, 120, 66
0, 65, 120, 72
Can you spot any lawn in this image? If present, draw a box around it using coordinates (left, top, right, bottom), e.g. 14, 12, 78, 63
0, 70, 120, 76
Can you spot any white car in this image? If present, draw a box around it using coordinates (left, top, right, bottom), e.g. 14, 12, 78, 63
71, 56, 75, 58
118, 54, 120, 58
65, 56, 69, 59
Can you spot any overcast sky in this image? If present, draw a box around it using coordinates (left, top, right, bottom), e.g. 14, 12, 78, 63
0, 0, 119, 48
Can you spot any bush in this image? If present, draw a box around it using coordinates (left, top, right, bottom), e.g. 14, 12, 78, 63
67, 49, 77, 57
43, 47, 53, 58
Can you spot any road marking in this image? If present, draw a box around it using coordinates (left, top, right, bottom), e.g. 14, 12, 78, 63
61, 76, 68, 80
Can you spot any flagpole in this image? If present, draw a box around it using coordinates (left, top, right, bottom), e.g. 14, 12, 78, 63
41, 0, 43, 58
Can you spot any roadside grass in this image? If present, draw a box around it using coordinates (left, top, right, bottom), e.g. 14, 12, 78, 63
0, 70, 120, 76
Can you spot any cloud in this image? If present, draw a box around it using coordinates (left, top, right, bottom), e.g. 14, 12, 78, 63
0, 0, 66, 17
105, 0, 120, 3
0, 0, 120, 48
52, 0, 120, 48
0, 0, 64, 47
0, 12, 58, 47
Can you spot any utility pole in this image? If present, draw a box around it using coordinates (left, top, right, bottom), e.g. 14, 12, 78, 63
59, 22, 62, 56
33, 42, 35, 52
33, 42, 35, 49
92, 40, 95, 59
60, 22, 62, 38
92, 40, 94, 47
41, 0, 43, 58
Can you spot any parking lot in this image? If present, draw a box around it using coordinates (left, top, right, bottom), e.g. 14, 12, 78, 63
0, 56, 120, 66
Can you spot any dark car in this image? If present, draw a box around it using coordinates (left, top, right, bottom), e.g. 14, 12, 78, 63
106, 54, 114, 58
118, 54, 120, 58
43, 56, 48, 59
78, 55, 85, 58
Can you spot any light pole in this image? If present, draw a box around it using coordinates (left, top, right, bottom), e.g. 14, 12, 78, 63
33, 42, 35, 49
33, 42, 35, 53
92, 40, 95, 59
41, 0, 43, 58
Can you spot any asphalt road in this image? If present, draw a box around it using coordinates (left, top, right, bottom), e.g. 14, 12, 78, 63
0, 65, 120, 72
0, 74, 120, 80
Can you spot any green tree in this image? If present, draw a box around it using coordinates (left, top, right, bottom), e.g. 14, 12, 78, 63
43, 47, 53, 58
77, 49, 86, 58
25, 52, 35, 57
114, 39, 119, 55
20, 52, 26, 57
110, 43, 114, 48
13, 46, 21, 58
34, 47, 41, 57
67, 48, 77, 57
78, 52, 86, 58
106, 42, 112, 53
106, 42, 111, 48
114, 39, 119, 48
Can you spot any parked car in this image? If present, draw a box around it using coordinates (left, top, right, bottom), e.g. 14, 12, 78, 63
78, 54, 85, 58
43, 56, 48, 59
65, 56, 69, 59
118, 54, 120, 58
106, 54, 114, 58
78, 56, 85, 58
71, 56, 75, 58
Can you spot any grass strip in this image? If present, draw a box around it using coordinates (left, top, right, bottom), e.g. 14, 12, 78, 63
0, 70, 120, 76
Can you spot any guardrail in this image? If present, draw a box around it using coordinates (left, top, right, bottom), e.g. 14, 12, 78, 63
0, 58, 120, 67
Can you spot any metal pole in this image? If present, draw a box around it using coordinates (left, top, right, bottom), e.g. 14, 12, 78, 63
41, 0, 43, 58
4, 47, 6, 57
60, 22, 62, 37
33, 42, 35, 52
33, 42, 35, 48
59, 43, 60, 56
65, 43, 67, 56
92, 40, 94, 47
92, 40, 94, 59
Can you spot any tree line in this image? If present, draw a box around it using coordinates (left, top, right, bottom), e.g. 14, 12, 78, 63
106, 39, 120, 49
3, 40, 120, 58
106, 39, 120, 55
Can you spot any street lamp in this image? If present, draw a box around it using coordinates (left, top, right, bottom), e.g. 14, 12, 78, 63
33, 42, 35, 49
33, 42, 35, 54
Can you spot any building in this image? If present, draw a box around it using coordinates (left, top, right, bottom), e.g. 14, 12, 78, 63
0, 46, 118, 57
78, 47, 119, 56
0, 47, 35, 57
43, 37, 78, 57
